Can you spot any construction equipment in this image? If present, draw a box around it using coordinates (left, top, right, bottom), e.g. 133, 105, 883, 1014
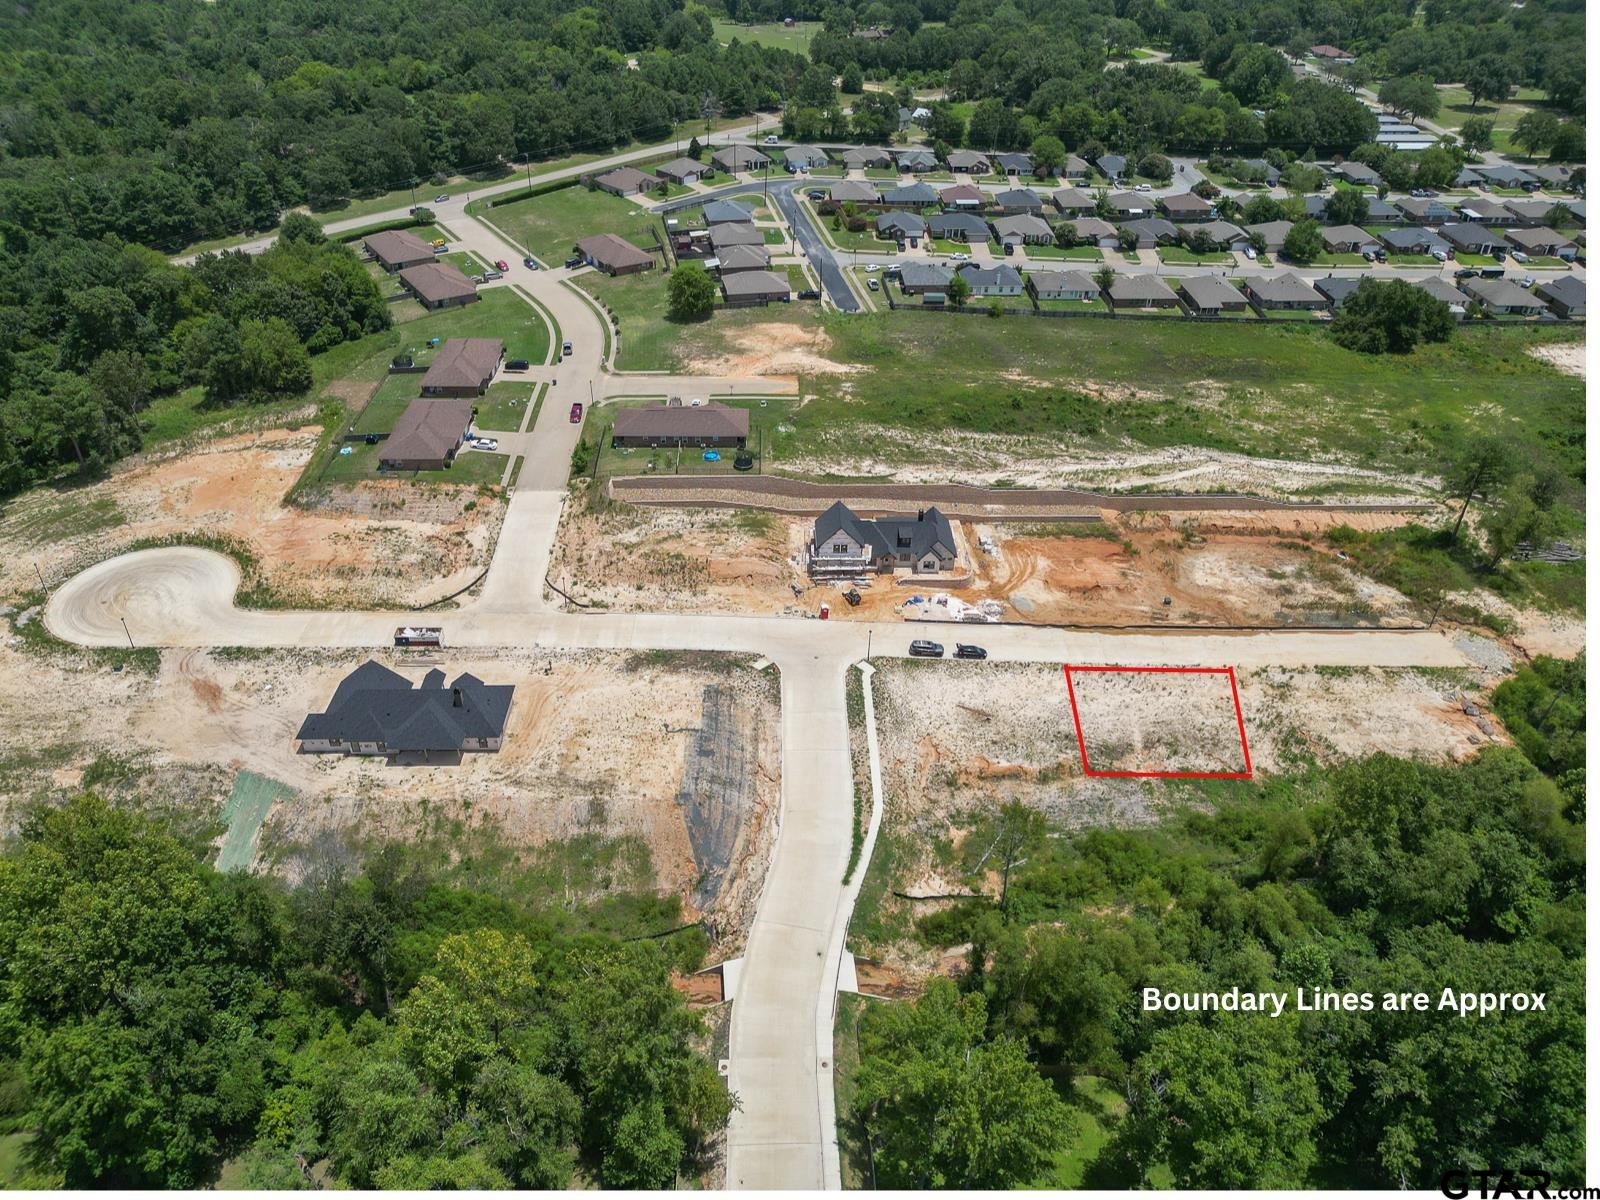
843, 588, 862, 606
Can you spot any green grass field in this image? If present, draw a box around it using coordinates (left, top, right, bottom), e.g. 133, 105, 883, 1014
1022, 244, 1104, 261
776, 312, 1584, 494
1157, 247, 1233, 264
481, 184, 664, 266
1432, 84, 1552, 151
473, 381, 541, 432
711, 17, 819, 52
590, 394, 791, 483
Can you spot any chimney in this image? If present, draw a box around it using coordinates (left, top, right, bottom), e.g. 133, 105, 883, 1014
916, 508, 925, 521
451, 687, 463, 708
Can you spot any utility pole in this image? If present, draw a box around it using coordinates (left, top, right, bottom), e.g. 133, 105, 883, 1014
33, 562, 46, 591
120, 617, 134, 649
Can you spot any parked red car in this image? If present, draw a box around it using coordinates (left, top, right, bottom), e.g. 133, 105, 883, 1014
569, 402, 583, 423
494, 259, 509, 271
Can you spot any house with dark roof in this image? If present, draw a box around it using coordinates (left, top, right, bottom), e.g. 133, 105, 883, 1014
576, 233, 655, 275
1504, 227, 1579, 260
991, 214, 1053, 245
786, 145, 830, 169
1533, 275, 1584, 318
898, 262, 953, 295
1179, 276, 1247, 314
1332, 161, 1381, 186
711, 243, 770, 274
1107, 275, 1179, 309
1321, 224, 1381, 254
1119, 217, 1179, 248
703, 199, 754, 225
710, 222, 764, 249
1455, 167, 1485, 188
884, 181, 939, 208
1476, 164, 1534, 189
611, 400, 749, 448
398, 262, 479, 310
946, 149, 990, 174
657, 156, 706, 185
378, 398, 476, 471
1456, 199, 1516, 226
593, 166, 657, 196
956, 263, 1023, 296
877, 211, 926, 240
420, 339, 503, 396
720, 269, 792, 305
1029, 269, 1099, 301
809, 502, 957, 576
1246, 220, 1294, 253
712, 145, 771, 173
1365, 197, 1402, 223
1301, 194, 1331, 222
1394, 196, 1455, 223
364, 229, 436, 272
896, 148, 938, 173
297, 661, 514, 759
1160, 192, 1214, 221
1239, 159, 1280, 185
1241, 274, 1329, 311
995, 187, 1043, 214
927, 211, 991, 242
1062, 217, 1118, 246
1312, 276, 1363, 309
1413, 276, 1470, 316
994, 152, 1032, 176
1190, 219, 1247, 247
1107, 191, 1152, 219
1439, 224, 1508, 255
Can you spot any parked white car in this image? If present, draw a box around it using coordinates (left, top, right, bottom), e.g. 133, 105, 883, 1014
471, 437, 498, 451
947, 252, 971, 262
864, 263, 880, 272
1135, 183, 1153, 192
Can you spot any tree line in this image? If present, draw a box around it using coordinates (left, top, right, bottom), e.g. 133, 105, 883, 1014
847, 723, 1584, 1187
0, 213, 389, 499
0, 796, 729, 1188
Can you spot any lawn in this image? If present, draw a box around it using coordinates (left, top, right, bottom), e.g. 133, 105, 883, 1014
782, 313, 1585, 496
1389, 254, 1442, 266
589, 394, 793, 484
481, 184, 663, 266
711, 17, 820, 53
1022, 244, 1103, 261
1157, 247, 1233, 264
1035, 297, 1111, 313
473, 381, 542, 432
1454, 253, 1499, 266
1432, 84, 1553, 150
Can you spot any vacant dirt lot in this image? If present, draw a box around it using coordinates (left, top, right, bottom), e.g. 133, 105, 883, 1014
0, 428, 505, 609
853, 656, 1505, 971
0, 642, 780, 950
679, 322, 860, 378
556, 501, 1427, 628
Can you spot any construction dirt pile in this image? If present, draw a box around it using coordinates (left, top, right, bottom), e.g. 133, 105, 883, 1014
0, 428, 505, 609
852, 657, 1510, 974
0, 642, 781, 952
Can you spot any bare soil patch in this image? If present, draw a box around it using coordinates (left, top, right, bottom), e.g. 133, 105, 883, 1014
1526, 341, 1585, 378
678, 322, 860, 377
0, 644, 780, 952
0, 428, 505, 608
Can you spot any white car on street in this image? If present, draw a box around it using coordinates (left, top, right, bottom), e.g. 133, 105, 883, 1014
947, 252, 971, 262
864, 263, 880, 272
471, 437, 498, 451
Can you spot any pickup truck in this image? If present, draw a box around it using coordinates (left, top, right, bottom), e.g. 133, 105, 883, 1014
394, 626, 443, 647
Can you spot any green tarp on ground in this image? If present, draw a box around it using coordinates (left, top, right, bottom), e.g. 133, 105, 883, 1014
216, 770, 294, 872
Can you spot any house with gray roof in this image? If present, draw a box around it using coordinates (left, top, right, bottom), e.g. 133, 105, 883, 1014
1456, 199, 1516, 225
1301, 194, 1331, 222
831, 179, 883, 205
957, 263, 1023, 296
1455, 167, 1485, 188
1179, 275, 1248, 314
927, 211, 991, 242
712, 145, 770, 173
994, 151, 1032, 176
898, 262, 954, 294
786, 145, 830, 169
995, 187, 1043, 214
1312, 275, 1363, 309
946, 149, 991, 174
1529, 165, 1579, 190
991, 214, 1053, 245
1394, 196, 1455, 223
576, 232, 655, 275
1160, 191, 1215, 221
1504, 227, 1579, 260
884, 181, 939, 208
1413, 276, 1470, 316
378, 398, 476, 470
1029, 269, 1100, 301
1439, 224, 1508, 255
1505, 199, 1569, 225
1462, 277, 1548, 315
809, 501, 957, 576
1107, 191, 1153, 219
940, 183, 985, 208
656, 156, 706, 184
1321, 224, 1382, 254
1107, 274, 1179, 309
593, 166, 657, 196
1533, 275, 1584, 318
364, 229, 437, 272
896, 147, 938, 172
1239, 159, 1280, 185
720, 269, 792, 305
297, 661, 515, 759
1476, 164, 1534, 189
877, 211, 926, 240
1062, 154, 1092, 182
1365, 197, 1402, 223
1189, 219, 1247, 247
1246, 220, 1294, 252
1051, 187, 1095, 214
1062, 217, 1118, 246
710, 222, 764, 249
703, 199, 754, 225
1241, 274, 1329, 311
398, 262, 478, 310
1332, 161, 1381, 186
1096, 153, 1127, 180
711, 243, 770, 274
843, 147, 894, 170
1120, 216, 1179, 247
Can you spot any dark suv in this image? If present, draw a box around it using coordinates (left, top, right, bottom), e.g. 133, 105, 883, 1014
909, 640, 945, 658
954, 644, 987, 660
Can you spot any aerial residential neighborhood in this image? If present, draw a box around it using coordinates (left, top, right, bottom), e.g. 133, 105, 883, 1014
0, 0, 1586, 1193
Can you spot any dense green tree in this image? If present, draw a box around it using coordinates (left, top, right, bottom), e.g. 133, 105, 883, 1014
1281, 218, 1324, 264
667, 262, 717, 320
1458, 115, 1496, 153
1330, 280, 1453, 354
1377, 74, 1440, 122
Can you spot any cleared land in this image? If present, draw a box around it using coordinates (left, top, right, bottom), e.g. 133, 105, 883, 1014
485, 184, 665, 265
0, 644, 781, 953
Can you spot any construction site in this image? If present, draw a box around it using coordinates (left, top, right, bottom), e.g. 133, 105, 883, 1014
0, 640, 782, 953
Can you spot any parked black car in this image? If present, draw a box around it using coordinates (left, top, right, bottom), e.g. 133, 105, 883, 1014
564, 255, 583, 268
909, 640, 945, 657
505, 358, 530, 370
954, 644, 987, 660
798, 289, 821, 300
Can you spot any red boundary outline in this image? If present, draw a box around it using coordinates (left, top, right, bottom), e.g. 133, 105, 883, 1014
1062, 664, 1254, 780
